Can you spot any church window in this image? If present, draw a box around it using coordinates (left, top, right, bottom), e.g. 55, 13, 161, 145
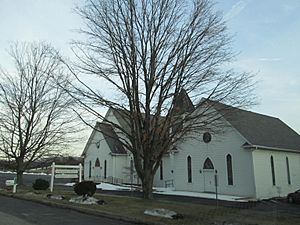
270, 156, 276, 186
89, 161, 92, 178
95, 158, 100, 167
286, 157, 291, 185
104, 160, 107, 179
187, 156, 192, 183
226, 154, 233, 185
203, 132, 212, 143
203, 158, 214, 169
160, 160, 163, 180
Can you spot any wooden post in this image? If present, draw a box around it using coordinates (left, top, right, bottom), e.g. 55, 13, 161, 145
13, 177, 17, 193
50, 162, 55, 192
79, 163, 82, 183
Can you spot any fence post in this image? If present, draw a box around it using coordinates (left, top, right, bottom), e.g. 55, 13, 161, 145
13, 177, 17, 193
50, 162, 55, 192
79, 163, 82, 183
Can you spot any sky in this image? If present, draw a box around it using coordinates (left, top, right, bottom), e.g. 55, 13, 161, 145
0, 0, 299, 155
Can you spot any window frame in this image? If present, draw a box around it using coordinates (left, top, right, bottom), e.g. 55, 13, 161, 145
286, 157, 291, 185
160, 160, 163, 180
270, 156, 276, 186
187, 156, 192, 183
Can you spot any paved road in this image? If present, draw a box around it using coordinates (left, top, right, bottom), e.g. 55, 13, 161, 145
0, 195, 134, 225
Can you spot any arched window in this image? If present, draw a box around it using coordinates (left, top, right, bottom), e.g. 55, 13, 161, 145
187, 156, 192, 183
95, 158, 100, 167
226, 154, 233, 185
104, 160, 107, 179
270, 156, 276, 186
203, 158, 214, 169
286, 157, 291, 185
160, 160, 163, 180
89, 161, 92, 178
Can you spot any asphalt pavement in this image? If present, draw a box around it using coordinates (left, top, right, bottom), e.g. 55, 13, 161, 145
0, 195, 134, 225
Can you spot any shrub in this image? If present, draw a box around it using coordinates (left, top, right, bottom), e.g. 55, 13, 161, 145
74, 181, 97, 196
32, 178, 50, 190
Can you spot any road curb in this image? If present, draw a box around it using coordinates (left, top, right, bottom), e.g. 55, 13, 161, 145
0, 192, 166, 225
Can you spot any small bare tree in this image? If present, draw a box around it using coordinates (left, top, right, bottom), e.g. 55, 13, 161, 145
0, 43, 79, 184
70, 0, 256, 198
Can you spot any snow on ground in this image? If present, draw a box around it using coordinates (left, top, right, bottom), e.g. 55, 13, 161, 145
64, 182, 131, 191
0, 171, 48, 176
97, 183, 131, 191
64, 182, 247, 202
64, 183, 76, 187
153, 187, 247, 202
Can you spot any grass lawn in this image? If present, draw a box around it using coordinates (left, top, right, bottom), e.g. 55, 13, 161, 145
1, 186, 299, 225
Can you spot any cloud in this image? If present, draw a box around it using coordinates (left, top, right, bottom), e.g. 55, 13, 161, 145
258, 57, 282, 62
224, 1, 249, 21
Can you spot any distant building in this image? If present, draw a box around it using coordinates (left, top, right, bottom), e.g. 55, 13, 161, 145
82, 91, 300, 199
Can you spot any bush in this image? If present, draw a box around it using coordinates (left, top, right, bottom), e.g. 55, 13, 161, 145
74, 181, 97, 196
32, 178, 50, 190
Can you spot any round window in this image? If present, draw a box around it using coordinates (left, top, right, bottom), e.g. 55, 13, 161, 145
203, 132, 211, 143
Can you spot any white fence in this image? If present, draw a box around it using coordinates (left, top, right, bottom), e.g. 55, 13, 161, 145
50, 162, 82, 192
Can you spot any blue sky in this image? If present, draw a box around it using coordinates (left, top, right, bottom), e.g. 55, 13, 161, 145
0, 0, 299, 142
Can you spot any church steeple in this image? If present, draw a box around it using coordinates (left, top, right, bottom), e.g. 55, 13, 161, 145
171, 89, 194, 116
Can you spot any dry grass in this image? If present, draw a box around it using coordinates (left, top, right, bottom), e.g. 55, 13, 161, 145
1, 186, 299, 225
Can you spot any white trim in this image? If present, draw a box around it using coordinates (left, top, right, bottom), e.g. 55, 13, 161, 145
244, 145, 300, 154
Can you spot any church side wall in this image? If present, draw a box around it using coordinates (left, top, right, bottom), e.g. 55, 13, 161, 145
252, 149, 300, 199
171, 126, 256, 198
153, 153, 174, 188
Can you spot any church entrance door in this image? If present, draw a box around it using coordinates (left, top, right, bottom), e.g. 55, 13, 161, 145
203, 158, 215, 193
203, 170, 215, 193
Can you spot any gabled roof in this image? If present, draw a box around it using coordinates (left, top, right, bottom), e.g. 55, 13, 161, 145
98, 122, 127, 154
108, 108, 131, 134
211, 101, 300, 152
81, 122, 127, 156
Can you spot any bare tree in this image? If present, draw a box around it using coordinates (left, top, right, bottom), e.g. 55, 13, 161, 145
0, 43, 79, 184
70, 0, 256, 199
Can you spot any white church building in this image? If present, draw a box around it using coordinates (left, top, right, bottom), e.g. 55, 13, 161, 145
82, 92, 300, 200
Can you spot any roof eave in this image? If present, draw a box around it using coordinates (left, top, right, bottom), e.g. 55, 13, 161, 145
243, 144, 300, 153
109, 152, 129, 156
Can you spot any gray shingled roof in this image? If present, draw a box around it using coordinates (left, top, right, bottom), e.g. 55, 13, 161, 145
211, 101, 300, 152
110, 108, 131, 134
98, 122, 127, 154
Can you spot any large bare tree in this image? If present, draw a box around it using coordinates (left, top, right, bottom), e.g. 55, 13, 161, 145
0, 43, 79, 184
70, 0, 256, 198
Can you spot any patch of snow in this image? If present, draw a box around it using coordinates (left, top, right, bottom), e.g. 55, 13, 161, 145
24, 171, 49, 176
64, 182, 76, 187
69, 196, 99, 205
47, 194, 65, 200
62, 182, 246, 202
153, 187, 175, 192
153, 188, 247, 202
144, 208, 177, 219
97, 183, 131, 191
0, 171, 16, 174
63, 182, 131, 191
0, 171, 48, 176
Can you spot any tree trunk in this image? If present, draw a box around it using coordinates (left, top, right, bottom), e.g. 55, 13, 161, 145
142, 170, 154, 199
17, 171, 24, 186
16, 158, 25, 185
